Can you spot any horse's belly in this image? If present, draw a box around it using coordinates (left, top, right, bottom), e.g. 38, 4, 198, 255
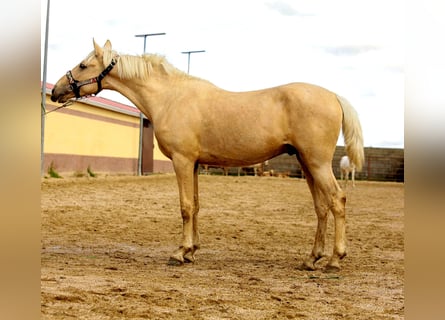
199, 131, 285, 166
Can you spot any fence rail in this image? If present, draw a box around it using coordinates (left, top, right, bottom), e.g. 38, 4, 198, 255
265, 147, 404, 182
199, 147, 404, 182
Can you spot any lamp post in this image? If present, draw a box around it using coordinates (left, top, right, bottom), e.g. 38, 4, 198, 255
135, 33, 166, 54
181, 50, 205, 74
134, 32, 166, 176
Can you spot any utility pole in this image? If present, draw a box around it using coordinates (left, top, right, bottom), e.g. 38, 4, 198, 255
134, 32, 166, 176
181, 50, 205, 74
41, 0, 51, 176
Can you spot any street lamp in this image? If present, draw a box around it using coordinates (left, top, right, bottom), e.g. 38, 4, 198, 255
181, 50, 205, 74
135, 33, 166, 54
135, 32, 166, 176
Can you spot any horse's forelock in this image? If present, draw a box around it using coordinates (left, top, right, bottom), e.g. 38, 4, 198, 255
84, 51, 96, 63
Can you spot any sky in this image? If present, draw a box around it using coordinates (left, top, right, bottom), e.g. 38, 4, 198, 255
41, 0, 405, 148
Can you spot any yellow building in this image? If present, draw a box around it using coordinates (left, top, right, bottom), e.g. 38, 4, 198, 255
43, 83, 173, 175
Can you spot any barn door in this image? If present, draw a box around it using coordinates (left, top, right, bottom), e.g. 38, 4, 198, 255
142, 118, 154, 174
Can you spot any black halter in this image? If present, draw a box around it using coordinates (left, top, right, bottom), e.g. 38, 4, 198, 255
66, 56, 118, 99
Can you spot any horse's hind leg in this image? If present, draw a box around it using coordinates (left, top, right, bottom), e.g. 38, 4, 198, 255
300, 160, 347, 271
298, 160, 329, 270
316, 167, 347, 272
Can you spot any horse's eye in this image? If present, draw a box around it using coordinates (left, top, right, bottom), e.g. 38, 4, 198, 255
79, 63, 87, 69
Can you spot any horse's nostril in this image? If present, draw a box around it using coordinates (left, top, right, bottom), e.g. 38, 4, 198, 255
50, 88, 59, 102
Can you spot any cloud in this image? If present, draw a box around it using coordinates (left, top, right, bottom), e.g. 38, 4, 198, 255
104, 19, 122, 27
360, 89, 377, 97
48, 43, 62, 51
373, 139, 404, 148
384, 65, 404, 74
265, 1, 314, 17
321, 45, 380, 56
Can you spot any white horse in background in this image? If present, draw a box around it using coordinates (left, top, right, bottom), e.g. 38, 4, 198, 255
340, 155, 356, 188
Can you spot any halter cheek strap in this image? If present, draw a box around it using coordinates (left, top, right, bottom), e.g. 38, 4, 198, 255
66, 56, 118, 99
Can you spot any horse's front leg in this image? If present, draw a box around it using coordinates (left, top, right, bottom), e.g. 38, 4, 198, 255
183, 163, 200, 263
169, 156, 198, 265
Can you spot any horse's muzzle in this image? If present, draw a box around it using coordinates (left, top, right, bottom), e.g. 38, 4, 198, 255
51, 86, 71, 103
50, 91, 58, 102
50, 85, 59, 102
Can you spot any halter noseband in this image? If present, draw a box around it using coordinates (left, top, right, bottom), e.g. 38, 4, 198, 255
66, 56, 118, 99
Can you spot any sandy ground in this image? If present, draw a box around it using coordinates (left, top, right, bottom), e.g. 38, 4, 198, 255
41, 174, 404, 319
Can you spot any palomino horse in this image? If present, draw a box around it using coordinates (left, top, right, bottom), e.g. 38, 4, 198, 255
340, 155, 356, 188
51, 40, 364, 271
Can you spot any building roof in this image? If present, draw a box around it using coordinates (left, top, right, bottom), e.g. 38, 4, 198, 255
43, 82, 142, 118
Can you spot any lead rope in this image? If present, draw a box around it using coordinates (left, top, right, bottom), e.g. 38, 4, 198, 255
44, 96, 93, 115
44, 99, 75, 115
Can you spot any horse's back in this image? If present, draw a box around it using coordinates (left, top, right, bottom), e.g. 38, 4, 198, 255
165, 81, 344, 166
202, 82, 342, 129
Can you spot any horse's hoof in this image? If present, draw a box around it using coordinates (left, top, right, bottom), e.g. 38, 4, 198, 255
183, 252, 195, 263
323, 264, 340, 273
297, 261, 316, 271
167, 257, 184, 266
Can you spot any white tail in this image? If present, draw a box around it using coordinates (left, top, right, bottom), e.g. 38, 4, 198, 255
336, 95, 364, 172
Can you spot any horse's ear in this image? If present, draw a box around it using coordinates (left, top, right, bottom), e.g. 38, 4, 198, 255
93, 38, 103, 56
104, 40, 112, 50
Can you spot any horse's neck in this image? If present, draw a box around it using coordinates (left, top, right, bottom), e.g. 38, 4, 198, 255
108, 76, 170, 123
109, 74, 213, 123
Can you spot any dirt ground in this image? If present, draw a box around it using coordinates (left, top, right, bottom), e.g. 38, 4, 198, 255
41, 174, 404, 319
